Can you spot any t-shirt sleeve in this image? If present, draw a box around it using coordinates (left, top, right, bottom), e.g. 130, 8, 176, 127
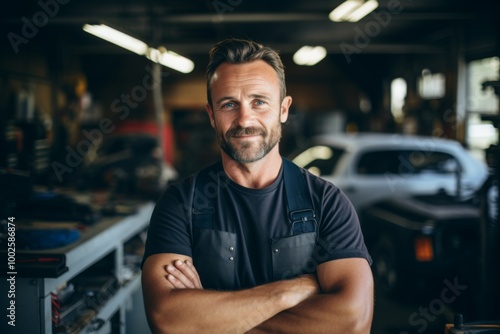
141, 179, 194, 268
314, 182, 372, 266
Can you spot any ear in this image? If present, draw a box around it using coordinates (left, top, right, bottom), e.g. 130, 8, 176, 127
280, 96, 292, 123
206, 103, 215, 128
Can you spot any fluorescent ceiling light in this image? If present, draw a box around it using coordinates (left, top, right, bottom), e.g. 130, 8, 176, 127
347, 0, 379, 22
293, 46, 327, 66
160, 51, 194, 74
83, 24, 148, 55
147, 48, 195, 74
83, 24, 194, 73
329, 0, 379, 22
329, 0, 362, 22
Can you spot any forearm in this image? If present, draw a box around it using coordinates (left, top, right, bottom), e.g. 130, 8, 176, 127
144, 274, 318, 334
249, 281, 373, 334
250, 259, 373, 334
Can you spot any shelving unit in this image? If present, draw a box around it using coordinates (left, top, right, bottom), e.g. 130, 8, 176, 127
1, 201, 154, 334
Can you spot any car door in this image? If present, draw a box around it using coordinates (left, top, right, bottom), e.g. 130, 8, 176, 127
345, 148, 462, 212
342, 149, 407, 212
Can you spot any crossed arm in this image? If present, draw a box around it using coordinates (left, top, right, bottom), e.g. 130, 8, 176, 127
141, 253, 374, 334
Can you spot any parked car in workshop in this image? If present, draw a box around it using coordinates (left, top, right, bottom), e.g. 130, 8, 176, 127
291, 133, 488, 302
360, 194, 481, 303
291, 133, 488, 214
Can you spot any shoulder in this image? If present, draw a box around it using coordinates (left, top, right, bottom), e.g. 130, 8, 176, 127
153, 161, 222, 215
161, 161, 223, 198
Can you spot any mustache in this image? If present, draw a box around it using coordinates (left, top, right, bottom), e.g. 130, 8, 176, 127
225, 126, 266, 138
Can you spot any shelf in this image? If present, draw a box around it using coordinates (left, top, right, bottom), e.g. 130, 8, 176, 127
41, 202, 154, 293
0, 200, 154, 334
78, 273, 142, 334
97, 273, 142, 322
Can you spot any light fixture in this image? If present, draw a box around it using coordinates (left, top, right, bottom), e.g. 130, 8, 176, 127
83, 24, 148, 55
293, 46, 327, 66
156, 48, 195, 74
329, 0, 379, 22
83, 24, 194, 73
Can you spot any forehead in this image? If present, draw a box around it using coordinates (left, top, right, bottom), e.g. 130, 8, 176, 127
210, 60, 280, 93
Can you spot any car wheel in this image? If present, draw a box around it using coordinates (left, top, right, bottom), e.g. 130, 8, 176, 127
373, 235, 401, 297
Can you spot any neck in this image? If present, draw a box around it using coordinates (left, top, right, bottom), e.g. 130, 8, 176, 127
221, 148, 282, 189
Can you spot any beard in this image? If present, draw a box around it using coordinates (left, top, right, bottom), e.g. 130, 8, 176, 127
216, 121, 282, 164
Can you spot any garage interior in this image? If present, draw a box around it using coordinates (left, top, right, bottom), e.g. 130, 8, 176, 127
1, 0, 499, 333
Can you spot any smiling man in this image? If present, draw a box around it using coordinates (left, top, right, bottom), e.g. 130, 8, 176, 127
141, 38, 374, 334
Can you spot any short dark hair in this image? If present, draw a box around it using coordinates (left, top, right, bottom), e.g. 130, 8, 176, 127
206, 38, 286, 107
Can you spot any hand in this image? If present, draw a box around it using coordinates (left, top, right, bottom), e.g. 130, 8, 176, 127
165, 259, 203, 289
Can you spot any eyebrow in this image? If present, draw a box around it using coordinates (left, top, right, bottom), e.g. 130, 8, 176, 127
215, 94, 271, 105
215, 96, 235, 105
250, 94, 271, 100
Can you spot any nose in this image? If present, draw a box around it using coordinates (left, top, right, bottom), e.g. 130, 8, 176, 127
235, 103, 255, 127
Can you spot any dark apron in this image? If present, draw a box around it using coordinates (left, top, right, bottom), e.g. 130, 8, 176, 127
191, 158, 318, 289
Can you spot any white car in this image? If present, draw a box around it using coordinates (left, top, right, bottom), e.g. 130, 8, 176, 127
292, 133, 488, 213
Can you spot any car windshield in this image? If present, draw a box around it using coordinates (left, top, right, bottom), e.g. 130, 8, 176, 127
292, 145, 345, 176
355, 150, 459, 175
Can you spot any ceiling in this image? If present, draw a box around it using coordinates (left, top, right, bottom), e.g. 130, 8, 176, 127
0, 0, 499, 150
2, 0, 499, 63
1, 0, 498, 118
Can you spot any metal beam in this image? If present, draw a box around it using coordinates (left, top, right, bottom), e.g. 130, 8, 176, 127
0, 11, 497, 25
68, 43, 445, 55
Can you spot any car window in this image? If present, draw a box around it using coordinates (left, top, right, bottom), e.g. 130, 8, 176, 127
356, 150, 460, 175
293, 145, 345, 176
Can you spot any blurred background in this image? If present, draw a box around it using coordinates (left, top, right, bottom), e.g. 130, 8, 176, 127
0, 0, 499, 333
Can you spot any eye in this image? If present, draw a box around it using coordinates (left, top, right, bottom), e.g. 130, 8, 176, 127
254, 100, 266, 106
221, 101, 236, 109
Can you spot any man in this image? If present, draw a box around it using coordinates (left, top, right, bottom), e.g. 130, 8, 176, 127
141, 38, 374, 334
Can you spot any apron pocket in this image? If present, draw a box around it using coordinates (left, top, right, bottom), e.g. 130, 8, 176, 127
271, 232, 317, 281
193, 229, 237, 290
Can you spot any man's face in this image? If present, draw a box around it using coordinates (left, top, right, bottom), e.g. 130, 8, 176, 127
206, 60, 291, 164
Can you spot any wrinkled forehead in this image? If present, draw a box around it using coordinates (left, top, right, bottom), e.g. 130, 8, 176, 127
210, 60, 280, 87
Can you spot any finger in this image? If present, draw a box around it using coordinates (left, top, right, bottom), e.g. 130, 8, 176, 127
174, 260, 203, 289
182, 261, 203, 289
166, 264, 197, 288
185, 260, 203, 289
166, 274, 187, 289
165, 265, 189, 288
172, 260, 201, 288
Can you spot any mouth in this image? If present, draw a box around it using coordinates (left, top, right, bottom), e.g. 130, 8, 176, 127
227, 127, 265, 140
232, 134, 260, 139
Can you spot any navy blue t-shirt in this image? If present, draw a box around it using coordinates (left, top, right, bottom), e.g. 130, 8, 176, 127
142, 159, 371, 290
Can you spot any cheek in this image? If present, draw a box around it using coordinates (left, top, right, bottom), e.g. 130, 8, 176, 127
213, 114, 233, 132
271, 110, 284, 125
